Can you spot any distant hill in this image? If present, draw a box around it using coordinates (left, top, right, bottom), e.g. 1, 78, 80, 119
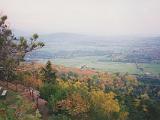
24, 33, 160, 63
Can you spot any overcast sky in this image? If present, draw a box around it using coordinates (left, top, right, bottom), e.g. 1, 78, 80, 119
1, 0, 160, 36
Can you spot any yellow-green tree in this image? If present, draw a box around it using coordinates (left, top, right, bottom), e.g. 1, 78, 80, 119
89, 90, 120, 120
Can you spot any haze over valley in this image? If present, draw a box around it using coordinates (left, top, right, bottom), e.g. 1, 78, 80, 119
25, 33, 160, 75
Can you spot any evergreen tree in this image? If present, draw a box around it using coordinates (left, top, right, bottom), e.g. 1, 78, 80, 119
40, 61, 56, 84
0, 14, 44, 81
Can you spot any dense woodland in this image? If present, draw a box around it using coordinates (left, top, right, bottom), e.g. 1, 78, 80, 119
1, 15, 160, 120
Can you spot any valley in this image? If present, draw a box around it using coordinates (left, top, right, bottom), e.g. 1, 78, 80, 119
25, 33, 160, 76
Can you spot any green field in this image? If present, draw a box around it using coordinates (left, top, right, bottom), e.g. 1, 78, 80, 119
39, 56, 160, 75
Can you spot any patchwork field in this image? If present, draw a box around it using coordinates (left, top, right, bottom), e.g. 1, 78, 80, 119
36, 56, 160, 75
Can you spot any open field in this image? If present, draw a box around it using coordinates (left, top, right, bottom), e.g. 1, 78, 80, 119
36, 56, 160, 75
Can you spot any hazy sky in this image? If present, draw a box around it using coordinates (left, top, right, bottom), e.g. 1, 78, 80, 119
1, 0, 160, 36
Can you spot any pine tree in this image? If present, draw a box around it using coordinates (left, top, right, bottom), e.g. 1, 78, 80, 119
40, 61, 56, 84
0, 14, 44, 82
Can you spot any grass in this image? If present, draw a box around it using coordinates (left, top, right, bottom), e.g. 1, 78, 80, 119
47, 56, 160, 75
0, 90, 17, 102
37, 56, 160, 75
140, 64, 160, 75
0, 91, 17, 119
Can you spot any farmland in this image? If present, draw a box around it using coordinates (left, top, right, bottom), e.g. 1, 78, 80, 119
26, 33, 160, 76
36, 56, 160, 75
